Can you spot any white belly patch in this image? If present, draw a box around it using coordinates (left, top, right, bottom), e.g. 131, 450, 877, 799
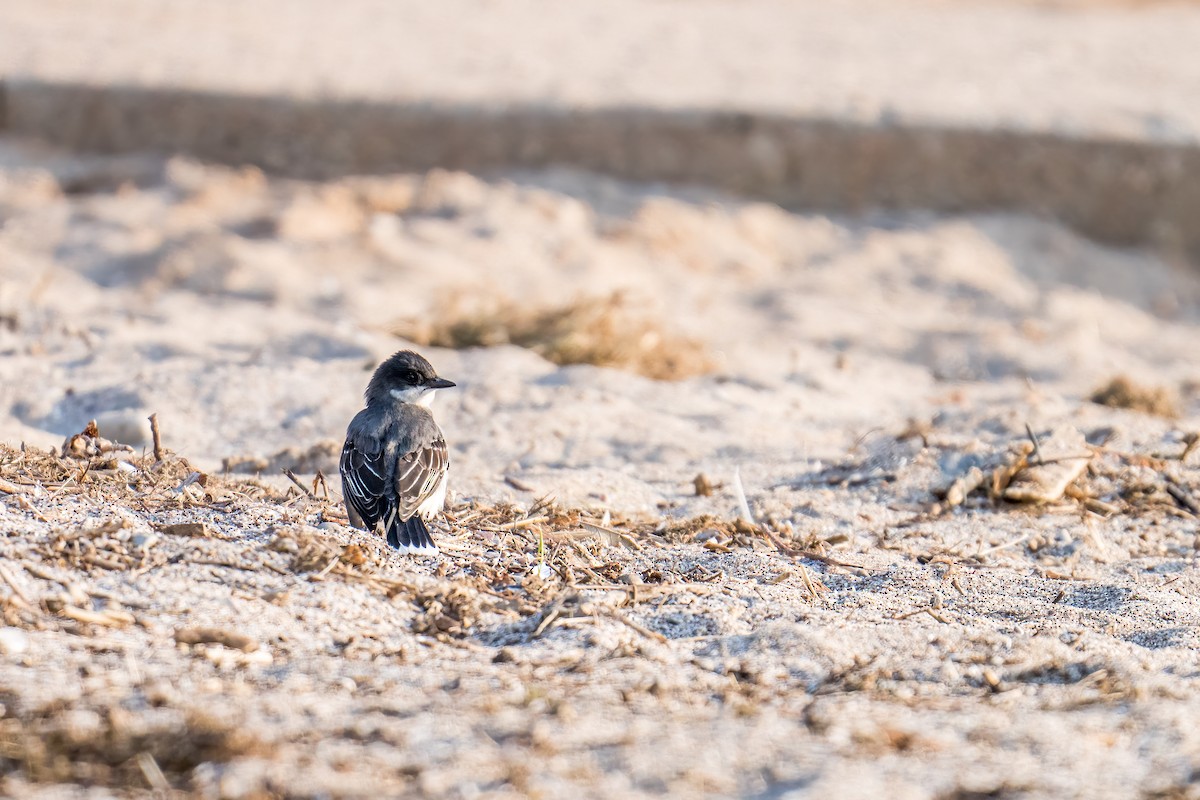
417, 469, 448, 519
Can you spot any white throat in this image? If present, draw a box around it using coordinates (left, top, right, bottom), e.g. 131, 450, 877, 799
390, 386, 439, 407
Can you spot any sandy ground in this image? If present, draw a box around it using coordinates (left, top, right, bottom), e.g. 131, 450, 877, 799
1, 136, 1200, 798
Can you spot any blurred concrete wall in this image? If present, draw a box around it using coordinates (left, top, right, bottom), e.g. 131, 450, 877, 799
4, 79, 1199, 262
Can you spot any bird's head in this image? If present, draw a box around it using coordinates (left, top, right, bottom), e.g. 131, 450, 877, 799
366, 350, 456, 407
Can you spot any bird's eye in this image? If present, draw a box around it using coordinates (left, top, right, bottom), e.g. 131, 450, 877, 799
403, 369, 421, 384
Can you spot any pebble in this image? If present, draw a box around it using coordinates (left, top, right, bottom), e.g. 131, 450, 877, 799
60, 708, 103, 744
0, 627, 29, 656
132, 532, 159, 550
242, 649, 272, 666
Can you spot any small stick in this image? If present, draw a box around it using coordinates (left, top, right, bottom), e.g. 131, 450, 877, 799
50, 474, 78, 499
23, 561, 64, 583
174, 626, 259, 652
798, 563, 826, 604
566, 538, 605, 569
148, 413, 164, 462
88, 587, 152, 609
504, 475, 536, 492
450, 510, 483, 526
1165, 482, 1199, 516
572, 582, 719, 595
1024, 423, 1043, 465
136, 752, 170, 792
495, 514, 548, 531
975, 533, 1030, 558
0, 478, 30, 495
1181, 433, 1199, 462
617, 532, 643, 551
893, 607, 950, 624
733, 467, 755, 525
532, 595, 567, 638
315, 553, 341, 579
739, 466, 854, 569
14, 495, 48, 522
575, 565, 609, 586
83, 553, 127, 571
1041, 569, 1091, 581
579, 521, 643, 551
760, 526, 868, 571
191, 558, 259, 572
0, 565, 33, 607
61, 605, 136, 627
283, 468, 315, 497
597, 607, 668, 643
532, 606, 562, 637
1021, 454, 1093, 466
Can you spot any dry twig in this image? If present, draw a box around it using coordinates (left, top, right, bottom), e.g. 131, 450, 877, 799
148, 413, 164, 463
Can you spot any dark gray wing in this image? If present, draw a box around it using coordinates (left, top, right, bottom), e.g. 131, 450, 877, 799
394, 437, 448, 520
340, 435, 395, 532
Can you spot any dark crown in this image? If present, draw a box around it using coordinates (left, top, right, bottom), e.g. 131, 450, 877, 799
365, 350, 439, 405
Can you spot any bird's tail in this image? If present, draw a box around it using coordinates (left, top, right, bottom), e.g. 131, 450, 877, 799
386, 514, 438, 554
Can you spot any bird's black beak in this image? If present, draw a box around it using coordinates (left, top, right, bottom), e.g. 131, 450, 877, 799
427, 378, 457, 389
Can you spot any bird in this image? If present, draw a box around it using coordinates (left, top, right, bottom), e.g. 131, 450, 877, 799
340, 350, 456, 554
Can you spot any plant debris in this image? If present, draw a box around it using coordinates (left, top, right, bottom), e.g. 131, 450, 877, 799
1089, 375, 1180, 418
411, 584, 480, 637
221, 440, 340, 475
174, 627, 260, 652
1001, 427, 1093, 504
60, 419, 134, 461
926, 422, 1200, 547
394, 291, 714, 380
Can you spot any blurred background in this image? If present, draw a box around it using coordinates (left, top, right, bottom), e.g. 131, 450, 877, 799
1, 0, 1198, 489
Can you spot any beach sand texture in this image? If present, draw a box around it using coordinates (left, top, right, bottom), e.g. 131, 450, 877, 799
2, 2, 1200, 797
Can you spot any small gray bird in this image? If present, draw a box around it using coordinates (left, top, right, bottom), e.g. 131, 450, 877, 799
340, 350, 456, 554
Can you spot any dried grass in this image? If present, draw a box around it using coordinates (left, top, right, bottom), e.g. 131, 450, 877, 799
0, 428, 796, 637
2, 412, 1193, 792
0, 706, 270, 787
394, 291, 714, 380
1089, 375, 1180, 418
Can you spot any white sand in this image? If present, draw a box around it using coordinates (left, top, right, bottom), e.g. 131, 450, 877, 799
1, 138, 1199, 797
